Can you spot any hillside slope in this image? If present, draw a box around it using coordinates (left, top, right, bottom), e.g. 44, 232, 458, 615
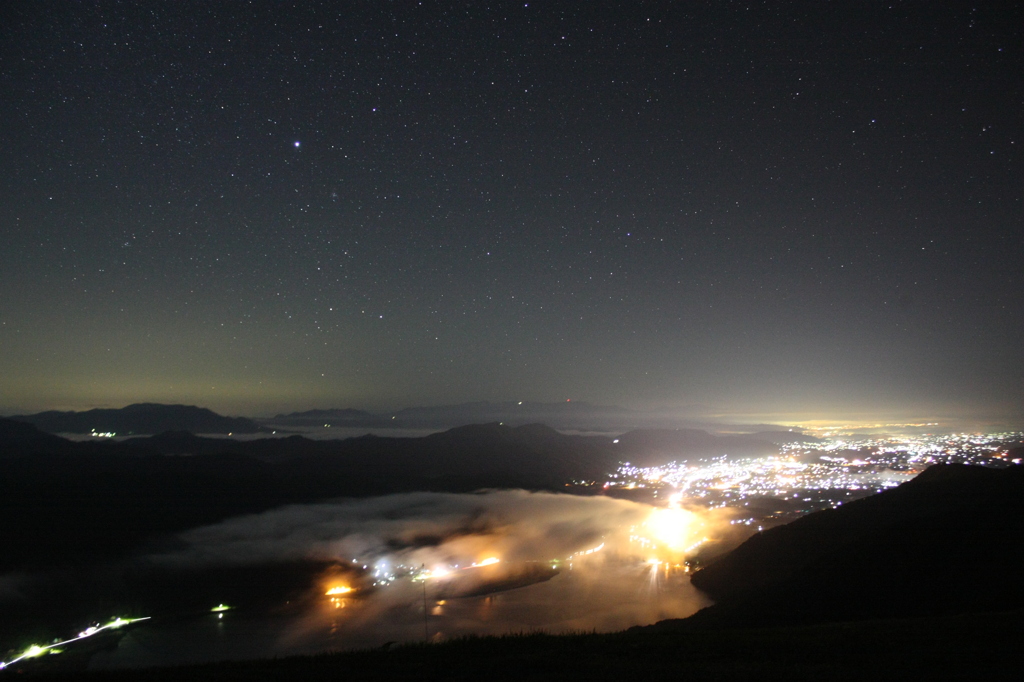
686, 464, 1024, 627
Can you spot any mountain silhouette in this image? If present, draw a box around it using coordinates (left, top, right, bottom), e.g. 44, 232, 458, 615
682, 463, 1024, 627
11, 403, 267, 435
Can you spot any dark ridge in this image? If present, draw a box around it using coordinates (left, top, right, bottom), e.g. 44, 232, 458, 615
120, 430, 252, 456
16, 610, 1024, 680
11, 403, 267, 435
511, 423, 565, 439
266, 407, 384, 427
271, 407, 377, 420
0, 417, 69, 457
684, 463, 1024, 628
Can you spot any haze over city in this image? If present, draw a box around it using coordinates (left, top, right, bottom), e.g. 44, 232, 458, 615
1, 1, 1020, 428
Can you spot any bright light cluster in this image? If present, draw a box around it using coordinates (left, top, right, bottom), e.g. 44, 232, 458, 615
325, 586, 353, 596
0, 616, 149, 671
604, 431, 1022, 523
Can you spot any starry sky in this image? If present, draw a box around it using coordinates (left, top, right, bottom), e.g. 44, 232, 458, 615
1, 1, 1020, 424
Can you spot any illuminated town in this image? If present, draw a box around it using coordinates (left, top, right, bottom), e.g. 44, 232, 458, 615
598, 432, 1023, 527
3, 431, 1019, 671
316, 432, 1023, 603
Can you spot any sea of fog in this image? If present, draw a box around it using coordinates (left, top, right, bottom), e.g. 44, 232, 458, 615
62, 489, 728, 669
91, 558, 708, 669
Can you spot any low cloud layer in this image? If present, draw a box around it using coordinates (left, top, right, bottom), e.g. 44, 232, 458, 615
153, 489, 680, 570
10, 491, 738, 669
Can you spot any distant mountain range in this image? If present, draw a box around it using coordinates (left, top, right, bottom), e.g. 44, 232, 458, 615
268, 407, 379, 425
267, 400, 643, 430
7, 401, 818, 444
267, 402, 828, 437
10, 403, 267, 435
0, 416, 780, 574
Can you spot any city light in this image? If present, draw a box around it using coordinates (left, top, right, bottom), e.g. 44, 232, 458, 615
600, 431, 1022, 525
0, 616, 149, 671
325, 586, 354, 596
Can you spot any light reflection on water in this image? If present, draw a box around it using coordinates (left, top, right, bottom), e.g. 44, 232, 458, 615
90, 559, 708, 669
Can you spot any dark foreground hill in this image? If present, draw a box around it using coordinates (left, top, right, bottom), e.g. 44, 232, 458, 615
0, 417, 69, 456
10, 403, 266, 435
684, 463, 1024, 628
19, 609, 1024, 681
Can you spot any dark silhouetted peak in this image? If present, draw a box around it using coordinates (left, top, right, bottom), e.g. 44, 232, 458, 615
122, 430, 244, 456
123, 402, 176, 412
0, 417, 69, 457
428, 422, 513, 443
271, 407, 377, 421
0, 417, 57, 440
513, 423, 565, 440
150, 429, 207, 441
906, 461, 1006, 485
12, 404, 267, 435
686, 463, 1024, 628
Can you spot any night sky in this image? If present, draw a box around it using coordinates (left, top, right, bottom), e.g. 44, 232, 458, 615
1, 1, 1020, 424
